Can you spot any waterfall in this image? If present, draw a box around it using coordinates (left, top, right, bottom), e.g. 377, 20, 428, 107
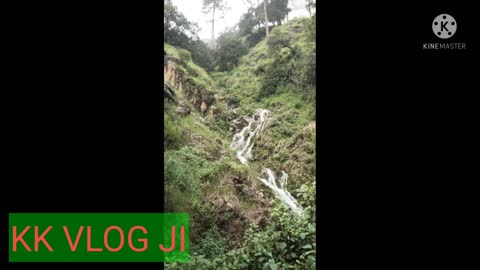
257, 169, 303, 216
230, 109, 303, 215
230, 109, 271, 164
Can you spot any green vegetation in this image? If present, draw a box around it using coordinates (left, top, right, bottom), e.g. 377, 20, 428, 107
164, 114, 182, 148
214, 30, 249, 71
167, 181, 316, 270
164, 1, 316, 268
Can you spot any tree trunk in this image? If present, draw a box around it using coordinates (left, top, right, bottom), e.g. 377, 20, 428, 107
263, 0, 269, 36
211, 6, 216, 48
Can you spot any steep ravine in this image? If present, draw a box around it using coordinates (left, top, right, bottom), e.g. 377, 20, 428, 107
164, 18, 316, 268
164, 41, 314, 234
164, 47, 272, 244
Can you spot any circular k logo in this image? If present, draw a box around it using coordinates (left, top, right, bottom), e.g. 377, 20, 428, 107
432, 14, 457, 39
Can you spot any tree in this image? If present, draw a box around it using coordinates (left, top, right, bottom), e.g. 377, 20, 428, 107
243, 0, 257, 9
202, 0, 228, 49
164, 1, 214, 71
164, 0, 198, 46
188, 40, 215, 72
164, 0, 176, 42
238, 8, 259, 37
214, 31, 248, 71
268, 0, 289, 26
263, 0, 269, 36
305, 0, 316, 17
256, 1, 284, 35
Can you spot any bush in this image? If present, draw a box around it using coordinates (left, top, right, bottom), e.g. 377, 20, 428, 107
305, 16, 316, 43
164, 147, 203, 202
245, 28, 266, 48
206, 113, 230, 137
171, 181, 317, 269
266, 27, 293, 53
188, 40, 215, 72
215, 31, 249, 72
164, 114, 182, 148
258, 57, 294, 99
178, 48, 193, 64
221, 181, 317, 269
195, 227, 229, 259
297, 45, 316, 89
164, 147, 236, 206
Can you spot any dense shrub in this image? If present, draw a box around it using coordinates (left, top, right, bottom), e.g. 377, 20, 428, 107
257, 19, 316, 100
266, 27, 294, 53
166, 181, 316, 269
222, 181, 316, 269
245, 28, 267, 48
297, 46, 316, 90
164, 146, 239, 208
215, 31, 249, 72
178, 48, 193, 64
305, 15, 316, 42
206, 112, 230, 137
258, 55, 294, 99
164, 114, 182, 148
188, 40, 215, 72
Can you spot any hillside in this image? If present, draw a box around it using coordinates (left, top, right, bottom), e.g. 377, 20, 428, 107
164, 17, 316, 269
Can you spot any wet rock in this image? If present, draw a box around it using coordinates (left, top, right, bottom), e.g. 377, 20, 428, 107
232, 116, 249, 132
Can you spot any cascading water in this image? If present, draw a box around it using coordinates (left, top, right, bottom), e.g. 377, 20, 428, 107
257, 169, 303, 215
230, 109, 271, 164
230, 109, 303, 215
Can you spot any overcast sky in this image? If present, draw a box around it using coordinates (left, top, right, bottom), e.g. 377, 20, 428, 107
171, 0, 310, 41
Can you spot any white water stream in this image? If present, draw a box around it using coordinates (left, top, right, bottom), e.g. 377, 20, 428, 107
257, 169, 303, 215
230, 109, 303, 215
230, 109, 271, 164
